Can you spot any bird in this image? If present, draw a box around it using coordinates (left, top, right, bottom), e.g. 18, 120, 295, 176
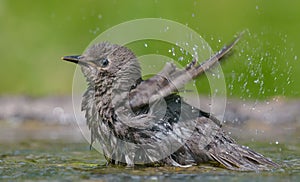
62, 33, 278, 171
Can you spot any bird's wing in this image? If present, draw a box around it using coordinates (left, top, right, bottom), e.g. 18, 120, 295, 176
129, 32, 243, 111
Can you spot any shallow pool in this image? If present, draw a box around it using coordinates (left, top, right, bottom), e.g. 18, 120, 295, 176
0, 120, 299, 181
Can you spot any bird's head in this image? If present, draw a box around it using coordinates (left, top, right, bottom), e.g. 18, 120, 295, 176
63, 42, 143, 124
62, 42, 141, 83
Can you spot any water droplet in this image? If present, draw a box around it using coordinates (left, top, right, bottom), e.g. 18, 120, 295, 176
178, 57, 184, 61
265, 52, 269, 56
164, 26, 169, 32
180, 47, 184, 53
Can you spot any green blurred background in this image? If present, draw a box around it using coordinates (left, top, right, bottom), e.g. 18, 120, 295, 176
0, 0, 299, 98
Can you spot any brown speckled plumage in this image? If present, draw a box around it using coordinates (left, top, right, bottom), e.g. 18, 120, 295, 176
63, 35, 278, 171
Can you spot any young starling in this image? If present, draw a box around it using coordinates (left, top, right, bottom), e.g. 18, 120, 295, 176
62, 34, 278, 171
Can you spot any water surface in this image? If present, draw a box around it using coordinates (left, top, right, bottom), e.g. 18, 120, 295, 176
0, 120, 299, 181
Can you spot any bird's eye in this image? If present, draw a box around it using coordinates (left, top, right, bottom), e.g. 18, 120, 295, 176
101, 59, 109, 67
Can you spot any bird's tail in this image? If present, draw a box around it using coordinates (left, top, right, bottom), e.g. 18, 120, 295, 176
207, 141, 279, 171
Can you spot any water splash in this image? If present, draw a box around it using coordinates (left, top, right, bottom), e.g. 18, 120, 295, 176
227, 30, 294, 99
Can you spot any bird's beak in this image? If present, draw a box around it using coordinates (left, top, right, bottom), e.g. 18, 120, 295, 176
61, 55, 81, 64
61, 55, 90, 67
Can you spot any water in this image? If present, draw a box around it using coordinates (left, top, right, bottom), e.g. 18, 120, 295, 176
0, 120, 299, 181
